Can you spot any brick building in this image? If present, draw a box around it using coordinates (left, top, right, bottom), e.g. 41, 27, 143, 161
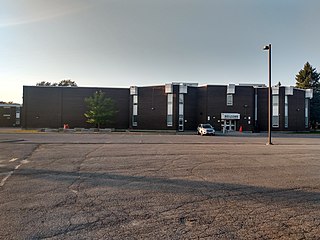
22, 83, 313, 132
0, 103, 21, 127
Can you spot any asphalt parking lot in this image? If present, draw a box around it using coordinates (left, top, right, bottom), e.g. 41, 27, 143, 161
0, 132, 320, 239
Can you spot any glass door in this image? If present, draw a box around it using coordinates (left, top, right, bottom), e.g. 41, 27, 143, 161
230, 120, 236, 131
222, 120, 237, 132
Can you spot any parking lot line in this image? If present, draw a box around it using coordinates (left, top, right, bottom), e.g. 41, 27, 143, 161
9, 158, 18, 162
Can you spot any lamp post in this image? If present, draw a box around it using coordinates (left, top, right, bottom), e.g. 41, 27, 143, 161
263, 44, 272, 145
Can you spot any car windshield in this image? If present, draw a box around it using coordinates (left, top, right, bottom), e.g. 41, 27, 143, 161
202, 124, 213, 128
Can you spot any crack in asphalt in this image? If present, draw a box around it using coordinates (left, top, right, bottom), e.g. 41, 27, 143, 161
0, 144, 40, 188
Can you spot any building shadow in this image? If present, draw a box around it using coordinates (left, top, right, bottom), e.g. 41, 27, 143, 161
6, 167, 320, 208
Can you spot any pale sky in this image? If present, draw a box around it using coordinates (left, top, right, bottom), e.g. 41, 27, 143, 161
1, 0, 320, 104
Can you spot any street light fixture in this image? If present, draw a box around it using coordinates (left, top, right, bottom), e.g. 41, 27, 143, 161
263, 44, 272, 145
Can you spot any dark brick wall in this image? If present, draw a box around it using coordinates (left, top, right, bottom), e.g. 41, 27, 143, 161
22, 86, 62, 128
257, 88, 268, 131
232, 86, 255, 132
288, 89, 306, 131
63, 87, 129, 129
196, 86, 208, 126
256, 87, 308, 131
130, 85, 205, 131
0, 106, 20, 127
61, 87, 96, 128
184, 86, 198, 130
206, 85, 227, 130
22, 86, 129, 129
133, 86, 168, 130
22, 85, 309, 132
203, 85, 255, 131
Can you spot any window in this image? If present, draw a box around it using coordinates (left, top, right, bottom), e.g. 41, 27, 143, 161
255, 91, 258, 121
132, 95, 138, 126
168, 93, 173, 103
284, 96, 288, 128
16, 107, 21, 125
132, 115, 137, 127
179, 104, 183, 115
133, 95, 138, 104
305, 98, 309, 128
167, 115, 173, 126
167, 94, 173, 127
133, 104, 138, 115
227, 94, 233, 106
179, 94, 184, 115
272, 95, 279, 127
179, 94, 183, 104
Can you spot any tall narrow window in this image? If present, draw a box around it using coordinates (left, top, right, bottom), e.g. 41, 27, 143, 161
178, 94, 184, 131
227, 94, 233, 106
132, 95, 138, 126
179, 94, 184, 115
284, 96, 288, 128
16, 107, 21, 125
272, 95, 279, 127
167, 94, 173, 127
254, 90, 258, 122
305, 98, 309, 128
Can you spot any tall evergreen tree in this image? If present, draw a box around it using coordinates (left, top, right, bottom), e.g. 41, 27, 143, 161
295, 62, 320, 128
84, 91, 117, 130
295, 62, 320, 89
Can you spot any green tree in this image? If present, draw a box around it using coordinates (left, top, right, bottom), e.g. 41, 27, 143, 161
295, 62, 320, 128
36, 81, 56, 86
84, 91, 117, 130
295, 62, 320, 89
58, 79, 77, 86
36, 79, 77, 86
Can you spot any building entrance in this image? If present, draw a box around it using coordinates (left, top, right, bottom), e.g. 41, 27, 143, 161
221, 113, 240, 132
222, 120, 237, 131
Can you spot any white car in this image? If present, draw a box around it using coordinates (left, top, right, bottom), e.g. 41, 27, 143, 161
197, 124, 215, 136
